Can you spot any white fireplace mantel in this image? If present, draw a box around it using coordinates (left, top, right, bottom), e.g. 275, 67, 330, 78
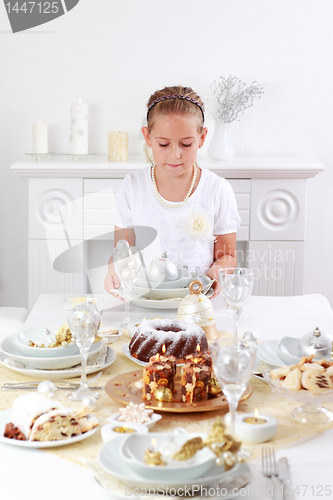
11, 154, 324, 179
11, 155, 325, 309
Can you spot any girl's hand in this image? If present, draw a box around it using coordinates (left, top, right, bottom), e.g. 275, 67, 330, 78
104, 270, 124, 301
205, 267, 221, 299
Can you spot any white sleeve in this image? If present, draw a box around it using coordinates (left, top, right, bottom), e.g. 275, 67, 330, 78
213, 178, 241, 235
114, 174, 133, 228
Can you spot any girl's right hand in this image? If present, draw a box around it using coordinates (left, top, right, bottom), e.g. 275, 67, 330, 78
104, 270, 125, 301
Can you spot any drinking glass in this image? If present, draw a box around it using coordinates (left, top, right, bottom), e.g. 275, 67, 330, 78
113, 243, 142, 326
65, 296, 103, 401
211, 338, 257, 438
219, 268, 254, 342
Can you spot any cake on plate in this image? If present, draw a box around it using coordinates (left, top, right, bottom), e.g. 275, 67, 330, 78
4, 393, 98, 442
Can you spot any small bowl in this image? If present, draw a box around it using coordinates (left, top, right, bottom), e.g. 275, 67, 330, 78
275, 337, 302, 365
13, 328, 79, 358
120, 432, 216, 481
107, 412, 162, 430
98, 328, 122, 344
101, 422, 148, 443
135, 269, 191, 289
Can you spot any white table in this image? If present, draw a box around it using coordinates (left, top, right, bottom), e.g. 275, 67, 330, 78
1, 293, 333, 500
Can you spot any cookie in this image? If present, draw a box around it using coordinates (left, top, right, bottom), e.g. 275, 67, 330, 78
270, 366, 291, 380
325, 366, 333, 377
307, 372, 333, 392
301, 369, 321, 390
282, 368, 301, 391
300, 362, 325, 372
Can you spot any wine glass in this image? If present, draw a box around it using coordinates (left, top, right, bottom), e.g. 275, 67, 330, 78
219, 268, 254, 342
65, 296, 103, 401
113, 240, 142, 326
211, 338, 257, 438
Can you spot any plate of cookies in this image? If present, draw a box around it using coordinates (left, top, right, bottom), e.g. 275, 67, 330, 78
262, 355, 333, 424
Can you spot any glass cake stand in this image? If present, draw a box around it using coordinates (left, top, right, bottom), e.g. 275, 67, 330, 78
263, 370, 333, 424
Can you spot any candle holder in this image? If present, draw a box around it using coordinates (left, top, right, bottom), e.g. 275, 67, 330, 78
25, 152, 54, 162
224, 411, 278, 444
60, 153, 96, 161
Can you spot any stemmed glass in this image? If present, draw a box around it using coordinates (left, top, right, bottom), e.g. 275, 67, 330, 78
219, 268, 254, 342
65, 296, 103, 401
211, 338, 257, 438
113, 240, 142, 326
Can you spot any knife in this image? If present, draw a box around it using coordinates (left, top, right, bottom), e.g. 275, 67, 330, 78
277, 457, 293, 500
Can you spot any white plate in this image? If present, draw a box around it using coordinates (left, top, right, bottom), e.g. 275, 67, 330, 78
0, 346, 116, 380
1, 332, 102, 370
0, 409, 98, 448
98, 435, 252, 491
121, 344, 148, 366
131, 286, 214, 309
257, 341, 284, 368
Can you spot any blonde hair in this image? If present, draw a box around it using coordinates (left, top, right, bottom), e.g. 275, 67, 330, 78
146, 86, 205, 134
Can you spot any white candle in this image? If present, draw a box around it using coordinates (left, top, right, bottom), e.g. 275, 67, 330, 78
108, 130, 128, 161
32, 121, 48, 154
70, 98, 88, 154
225, 409, 278, 444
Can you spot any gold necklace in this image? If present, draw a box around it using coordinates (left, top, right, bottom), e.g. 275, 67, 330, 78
151, 164, 197, 209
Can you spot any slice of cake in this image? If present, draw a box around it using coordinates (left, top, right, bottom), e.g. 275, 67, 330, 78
4, 393, 98, 442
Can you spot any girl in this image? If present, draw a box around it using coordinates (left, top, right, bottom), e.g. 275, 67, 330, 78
104, 86, 241, 299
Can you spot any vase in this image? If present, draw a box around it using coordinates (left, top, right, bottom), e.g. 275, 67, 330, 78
207, 121, 235, 160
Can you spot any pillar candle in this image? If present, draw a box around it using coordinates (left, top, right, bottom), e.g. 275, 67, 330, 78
108, 130, 128, 161
32, 122, 48, 153
70, 98, 88, 154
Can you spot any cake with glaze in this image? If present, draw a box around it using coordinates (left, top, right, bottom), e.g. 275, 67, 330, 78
4, 393, 98, 442
128, 318, 209, 363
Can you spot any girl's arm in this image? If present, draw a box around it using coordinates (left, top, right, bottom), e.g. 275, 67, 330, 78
205, 233, 237, 299
104, 226, 136, 300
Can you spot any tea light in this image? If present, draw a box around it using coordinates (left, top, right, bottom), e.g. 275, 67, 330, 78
225, 408, 278, 444
108, 130, 128, 161
70, 98, 88, 154
32, 121, 48, 153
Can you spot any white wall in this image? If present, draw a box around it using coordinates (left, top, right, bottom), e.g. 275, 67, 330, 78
1, 0, 332, 308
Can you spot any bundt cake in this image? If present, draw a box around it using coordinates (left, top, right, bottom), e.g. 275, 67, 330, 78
128, 318, 208, 363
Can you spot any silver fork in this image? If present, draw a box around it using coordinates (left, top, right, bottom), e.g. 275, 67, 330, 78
262, 447, 279, 498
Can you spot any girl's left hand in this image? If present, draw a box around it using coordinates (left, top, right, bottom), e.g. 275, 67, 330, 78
205, 268, 221, 299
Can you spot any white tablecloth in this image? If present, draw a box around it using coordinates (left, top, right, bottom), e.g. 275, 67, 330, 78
1, 293, 333, 500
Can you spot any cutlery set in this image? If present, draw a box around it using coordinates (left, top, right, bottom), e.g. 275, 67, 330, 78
2, 372, 104, 391
262, 447, 292, 499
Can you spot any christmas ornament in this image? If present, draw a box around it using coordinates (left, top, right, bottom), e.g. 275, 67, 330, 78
37, 380, 55, 398
177, 280, 219, 340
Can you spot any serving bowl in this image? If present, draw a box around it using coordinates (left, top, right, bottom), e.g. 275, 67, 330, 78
120, 432, 216, 481
13, 328, 79, 358
263, 369, 333, 424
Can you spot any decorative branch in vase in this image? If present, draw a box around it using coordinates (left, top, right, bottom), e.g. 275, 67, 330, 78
207, 76, 264, 160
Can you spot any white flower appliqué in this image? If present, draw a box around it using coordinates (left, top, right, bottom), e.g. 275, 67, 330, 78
184, 207, 215, 242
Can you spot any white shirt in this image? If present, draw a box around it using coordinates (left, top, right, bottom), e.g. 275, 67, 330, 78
115, 166, 241, 273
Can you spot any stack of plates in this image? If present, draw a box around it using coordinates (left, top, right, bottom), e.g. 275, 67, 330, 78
98, 435, 252, 493
0, 328, 116, 380
128, 271, 214, 309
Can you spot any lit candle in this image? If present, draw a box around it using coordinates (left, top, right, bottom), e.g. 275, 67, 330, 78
108, 130, 128, 161
225, 408, 278, 444
70, 98, 88, 154
32, 121, 48, 153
